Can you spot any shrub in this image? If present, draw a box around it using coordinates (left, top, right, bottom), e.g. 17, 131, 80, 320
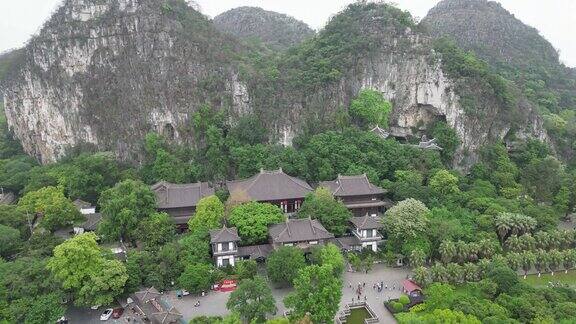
391, 301, 404, 312
398, 295, 410, 306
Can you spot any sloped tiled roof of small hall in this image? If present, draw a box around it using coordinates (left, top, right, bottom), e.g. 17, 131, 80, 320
320, 174, 386, 197
226, 169, 312, 202
151, 181, 214, 209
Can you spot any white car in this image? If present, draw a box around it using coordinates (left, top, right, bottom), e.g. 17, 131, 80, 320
100, 308, 113, 321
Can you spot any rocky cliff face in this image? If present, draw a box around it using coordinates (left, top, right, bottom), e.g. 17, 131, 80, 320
2, 1, 549, 169
213, 7, 314, 51
268, 2, 548, 168
3, 0, 250, 163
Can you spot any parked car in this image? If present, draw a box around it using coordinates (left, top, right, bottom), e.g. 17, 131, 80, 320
112, 307, 124, 319
91, 305, 101, 310
100, 308, 113, 321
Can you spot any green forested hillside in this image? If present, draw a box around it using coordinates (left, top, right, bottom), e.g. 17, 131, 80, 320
423, 0, 576, 165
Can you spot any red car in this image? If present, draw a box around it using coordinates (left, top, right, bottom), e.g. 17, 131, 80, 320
112, 308, 124, 319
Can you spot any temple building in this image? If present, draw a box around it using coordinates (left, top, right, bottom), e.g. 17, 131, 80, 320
151, 181, 214, 231
331, 215, 384, 252
370, 125, 390, 139
226, 169, 312, 214
320, 174, 390, 217
209, 218, 334, 267
269, 218, 334, 249
209, 226, 241, 267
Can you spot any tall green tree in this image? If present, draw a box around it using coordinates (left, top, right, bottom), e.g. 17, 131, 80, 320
429, 169, 460, 197
226, 276, 277, 323
97, 179, 156, 242
47, 233, 128, 306
178, 263, 214, 293
17, 186, 81, 231
285, 265, 342, 324
349, 89, 392, 128
316, 243, 345, 276
383, 198, 430, 243
228, 202, 285, 245
188, 195, 225, 235
297, 187, 351, 236
51, 153, 122, 203
392, 170, 426, 201
0, 224, 21, 258
431, 121, 460, 164
135, 212, 176, 249
266, 246, 306, 287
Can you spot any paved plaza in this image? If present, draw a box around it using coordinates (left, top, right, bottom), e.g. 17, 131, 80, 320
340, 264, 412, 324
166, 263, 411, 323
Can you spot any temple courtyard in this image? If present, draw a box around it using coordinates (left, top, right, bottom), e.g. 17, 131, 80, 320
165, 263, 412, 323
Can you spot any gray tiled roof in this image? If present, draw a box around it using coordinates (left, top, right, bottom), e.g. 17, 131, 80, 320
226, 169, 312, 202
210, 226, 240, 243
370, 125, 390, 139
320, 174, 386, 197
151, 181, 214, 209
269, 218, 334, 243
81, 213, 102, 231
73, 199, 92, 209
329, 236, 360, 250
350, 215, 383, 230
237, 244, 273, 259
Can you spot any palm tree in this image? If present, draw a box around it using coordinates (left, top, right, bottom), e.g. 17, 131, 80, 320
446, 263, 463, 284
559, 230, 574, 249
534, 231, 551, 250
462, 262, 479, 282
506, 235, 522, 252
522, 215, 537, 235
520, 251, 535, 279
409, 249, 426, 268
548, 231, 562, 250
478, 238, 500, 259
413, 266, 430, 287
466, 242, 479, 262
430, 263, 449, 283
439, 241, 456, 264
535, 249, 549, 277
518, 233, 536, 252
477, 259, 491, 278
563, 250, 576, 274
506, 252, 522, 273
454, 241, 469, 264
548, 250, 563, 276
494, 214, 512, 242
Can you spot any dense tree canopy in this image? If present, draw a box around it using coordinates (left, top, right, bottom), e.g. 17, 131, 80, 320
135, 212, 176, 249
349, 89, 392, 128
228, 202, 285, 245
97, 179, 157, 242
17, 186, 81, 231
226, 276, 277, 322
266, 246, 306, 287
297, 187, 351, 236
188, 195, 225, 235
383, 198, 430, 241
47, 233, 128, 307
284, 264, 342, 323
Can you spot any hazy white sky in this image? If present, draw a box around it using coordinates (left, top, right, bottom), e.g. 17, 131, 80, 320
1, 0, 574, 67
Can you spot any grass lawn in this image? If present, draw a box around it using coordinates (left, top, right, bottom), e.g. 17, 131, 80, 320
523, 271, 576, 288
